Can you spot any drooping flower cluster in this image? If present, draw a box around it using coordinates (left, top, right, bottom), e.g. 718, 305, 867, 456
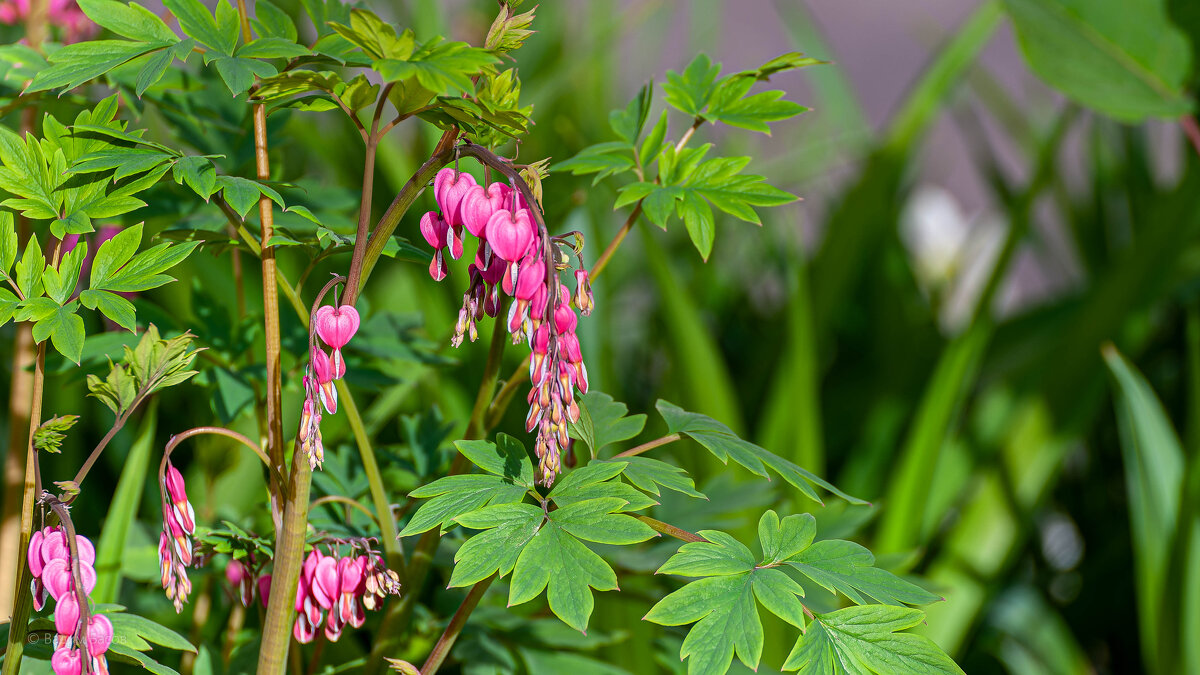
421, 164, 594, 484
300, 304, 360, 470
28, 527, 114, 675
158, 461, 195, 613
287, 547, 400, 643
0, 0, 94, 44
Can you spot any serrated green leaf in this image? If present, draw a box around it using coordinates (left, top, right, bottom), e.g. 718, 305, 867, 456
508, 517, 617, 632
237, 37, 309, 60
32, 302, 85, 364
91, 222, 141, 287
213, 56, 277, 96
657, 530, 755, 577
374, 38, 498, 93
657, 399, 863, 505
400, 474, 529, 536
663, 54, 720, 117
250, 0, 297, 42
609, 456, 704, 499
608, 82, 652, 144
171, 156, 217, 200
705, 75, 809, 133
135, 47, 174, 97
80, 289, 137, 332
329, 9, 412, 61
784, 605, 964, 674
449, 502, 543, 587
644, 573, 765, 674
1003, 0, 1193, 122
0, 211, 15, 278
77, 0, 179, 43
454, 434, 535, 487
28, 40, 164, 92
16, 235, 45, 299
567, 391, 647, 456
787, 540, 941, 607
0, 289, 18, 326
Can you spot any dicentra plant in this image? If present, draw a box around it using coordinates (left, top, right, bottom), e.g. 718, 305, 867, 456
0, 1, 966, 673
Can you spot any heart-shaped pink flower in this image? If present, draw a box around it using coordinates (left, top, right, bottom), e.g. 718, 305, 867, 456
55, 592, 80, 636
312, 555, 338, 610
429, 250, 449, 282
461, 183, 511, 237
420, 211, 448, 250
314, 304, 360, 350
43, 558, 71, 600
486, 209, 535, 263
554, 301, 578, 334
28, 528, 46, 578
85, 614, 113, 657
433, 169, 477, 227
51, 647, 82, 675
294, 611, 317, 644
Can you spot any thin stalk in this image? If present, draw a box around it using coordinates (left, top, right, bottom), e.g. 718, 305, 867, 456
368, 313, 509, 670
419, 576, 495, 675
2, 343, 46, 675
588, 204, 641, 280
613, 433, 681, 458
335, 379, 405, 578
342, 136, 379, 306
634, 515, 707, 543
310, 495, 379, 526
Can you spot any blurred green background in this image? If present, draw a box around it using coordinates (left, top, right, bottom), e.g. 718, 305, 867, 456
5, 0, 1200, 673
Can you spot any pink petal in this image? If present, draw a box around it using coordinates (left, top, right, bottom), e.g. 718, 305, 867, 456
164, 464, 188, 505
43, 559, 71, 600
85, 614, 113, 657
312, 557, 338, 610
55, 592, 80, 636
315, 305, 360, 350
486, 209, 535, 263
28, 528, 45, 578
420, 211, 449, 250
51, 647, 82, 675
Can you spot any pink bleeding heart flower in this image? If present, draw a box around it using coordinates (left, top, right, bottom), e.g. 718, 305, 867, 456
55, 592, 80, 636
461, 183, 510, 238
293, 611, 318, 644
314, 304, 360, 351
433, 169, 477, 227
226, 559, 254, 607
325, 603, 345, 642
309, 347, 338, 414
429, 250, 449, 282
51, 647, 82, 675
574, 269, 593, 316
42, 529, 67, 564
258, 574, 272, 609
554, 301, 578, 334
486, 209, 535, 263
312, 555, 339, 610
43, 558, 72, 601
85, 614, 113, 657
420, 211, 449, 250
28, 528, 46, 578
164, 465, 196, 534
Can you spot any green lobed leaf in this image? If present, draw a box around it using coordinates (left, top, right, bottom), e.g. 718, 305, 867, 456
705, 75, 809, 134
608, 456, 704, 499
135, 47, 175, 97
77, 0, 179, 43
399, 473, 529, 537
0, 211, 15, 278
374, 38, 499, 93
449, 502, 544, 587
31, 302, 85, 364
657, 399, 864, 505
454, 434, 536, 487
784, 605, 964, 674
213, 56, 277, 96
609, 81, 653, 144
1002, 0, 1193, 122
787, 540, 941, 607
16, 235, 46, 299
236, 37, 310, 60
27, 40, 165, 92
567, 391, 648, 456
663, 54, 721, 117
250, 0, 297, 42
80, 289, 137, 332
171, 156, 217, 200
547, 461, 658, 512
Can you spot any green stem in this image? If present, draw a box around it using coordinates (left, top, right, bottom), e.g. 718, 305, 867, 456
257, 459, 312, 674
634, 515, 707, 543
2, 343, 45, 675
310, 495, 379, 526
335, 379, 405, 579
613, 433, 681, 458
419, 576, 495, 675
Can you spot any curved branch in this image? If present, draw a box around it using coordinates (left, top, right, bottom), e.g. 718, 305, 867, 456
310, 495, 380, 527
162, 427, 282, 494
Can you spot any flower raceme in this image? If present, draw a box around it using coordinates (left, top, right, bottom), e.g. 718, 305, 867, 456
420, 165, 593, 484
159, 461, 195, 613
300, 303, 360, 471
283, 547, 400, 644
27, 527, 113, 674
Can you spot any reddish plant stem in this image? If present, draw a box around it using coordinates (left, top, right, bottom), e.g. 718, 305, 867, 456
588, 203, 641, 280
419, 576, 495, 675
45, 497, 94, 673
613, 433, 682, 458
